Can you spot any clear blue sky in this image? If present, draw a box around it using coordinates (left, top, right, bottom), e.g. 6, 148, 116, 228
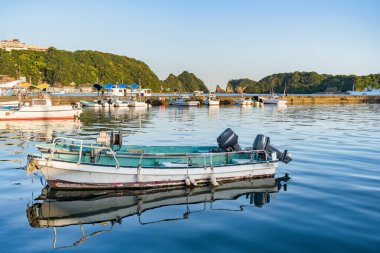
2, 0, 380, 89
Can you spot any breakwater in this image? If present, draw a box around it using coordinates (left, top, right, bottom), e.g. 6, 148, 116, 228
0, 94, 379, 105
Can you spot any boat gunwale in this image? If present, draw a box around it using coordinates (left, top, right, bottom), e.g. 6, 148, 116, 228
30, 154, 276, 169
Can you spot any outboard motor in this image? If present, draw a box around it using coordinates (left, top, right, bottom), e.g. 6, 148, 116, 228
217, 128, 241, 152
253, 134, 292, 163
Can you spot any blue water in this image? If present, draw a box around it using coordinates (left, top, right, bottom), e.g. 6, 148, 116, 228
0, 104, 379, 252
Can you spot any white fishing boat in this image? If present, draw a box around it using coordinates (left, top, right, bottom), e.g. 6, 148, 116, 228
203, 93, 220, 106
0, 95, 81, 120
170, 96, 200, 106
27, 128, 292, 189
235, 98, 253, 106
261, 95, 287, 106
113, 99, 129, 107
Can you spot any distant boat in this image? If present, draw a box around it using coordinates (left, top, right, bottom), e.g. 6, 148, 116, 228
170, 95, 200, 106
0, 95, 81, 120
203, 93, 220, 106
261, 95, 287, 106
113, 99, 130, 107
347, 88, 380, 96
235, 98, 253, 106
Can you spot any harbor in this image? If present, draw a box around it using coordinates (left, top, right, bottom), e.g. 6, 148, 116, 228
2, 0, 380, 252
1, 93, 380, 106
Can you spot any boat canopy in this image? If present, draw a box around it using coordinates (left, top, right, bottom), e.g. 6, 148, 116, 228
103, 84, 115, 90
92, 83, 139, 91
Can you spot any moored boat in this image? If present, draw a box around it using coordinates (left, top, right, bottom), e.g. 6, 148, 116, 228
80, 100, 102, 107
27, 128, 292, 189
261, 95, 287, 106
0, 95, 81, 120
203, 93, 220, 106
170, 95, 200, 106
235, 98, 253, 106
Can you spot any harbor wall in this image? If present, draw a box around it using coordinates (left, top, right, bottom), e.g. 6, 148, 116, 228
0, 95, 379, 105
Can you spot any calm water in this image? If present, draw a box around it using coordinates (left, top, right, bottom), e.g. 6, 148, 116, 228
0, 104, 379, 252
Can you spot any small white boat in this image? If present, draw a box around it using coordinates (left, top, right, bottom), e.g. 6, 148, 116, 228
0, 96, 81, 121
204, 93, 220, 106
27, 128, 292, 189
170, 96, 200, 106
235, 98, 253, 106
347, 88, 380, 96
113, 99, 130, 107
261, 95, 287, 106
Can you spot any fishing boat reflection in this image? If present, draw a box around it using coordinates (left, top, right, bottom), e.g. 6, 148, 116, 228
27, 175, 290, 249
0, 119, 81, 141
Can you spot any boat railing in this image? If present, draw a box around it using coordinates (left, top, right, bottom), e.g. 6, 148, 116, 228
50, 137, 120, 168
103, 149, 269, 160
49, 137, 271, 167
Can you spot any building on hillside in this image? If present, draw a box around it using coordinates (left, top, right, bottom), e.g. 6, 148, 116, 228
0, 39, 48, 52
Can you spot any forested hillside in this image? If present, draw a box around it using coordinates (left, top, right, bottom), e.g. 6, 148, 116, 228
0, 48, 163, 90
226, 72, 380, 94
163, 71, 208, 92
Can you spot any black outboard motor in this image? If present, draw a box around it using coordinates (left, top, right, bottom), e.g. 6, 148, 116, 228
217, 128, 241, 152
253, 134, 292, 163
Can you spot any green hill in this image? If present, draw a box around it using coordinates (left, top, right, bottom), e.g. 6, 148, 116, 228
163, 71, 208, 92
226, 78, 257, 93
0, 48, 163, 91
226, 72, 380, 93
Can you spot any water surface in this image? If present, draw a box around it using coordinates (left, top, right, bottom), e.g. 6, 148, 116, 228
0, 104, 379, 252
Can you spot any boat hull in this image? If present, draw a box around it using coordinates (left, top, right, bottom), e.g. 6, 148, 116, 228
32, 158, 277, 189
0, 108, 82, 120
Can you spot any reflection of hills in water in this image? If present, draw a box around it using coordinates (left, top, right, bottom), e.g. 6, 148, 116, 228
27, 176, 289, 248
0, 120, 81, 141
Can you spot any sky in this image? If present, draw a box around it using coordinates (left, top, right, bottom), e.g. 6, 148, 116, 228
2, 0, 380, 89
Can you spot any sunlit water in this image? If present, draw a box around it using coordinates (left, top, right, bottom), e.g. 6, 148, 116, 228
0, 104, 379, 253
